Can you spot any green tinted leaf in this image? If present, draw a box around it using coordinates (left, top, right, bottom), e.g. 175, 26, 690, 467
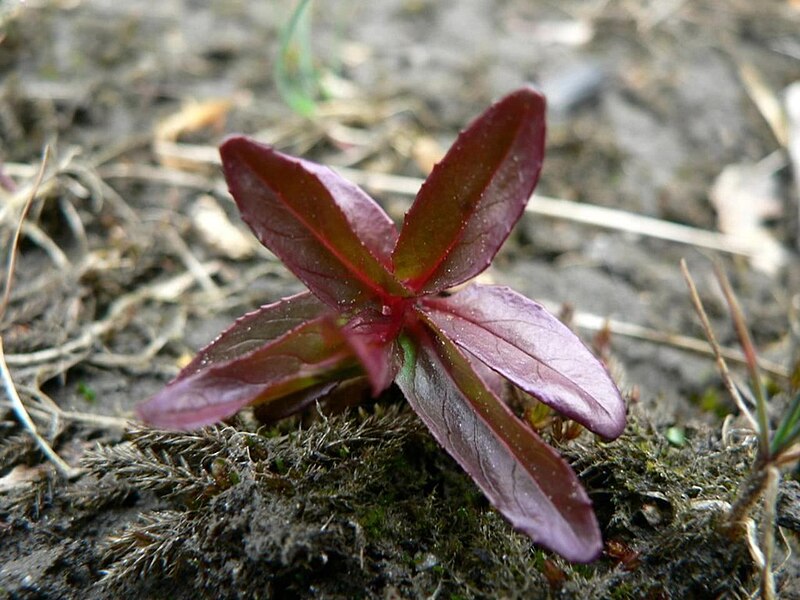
771, 390, 800, 456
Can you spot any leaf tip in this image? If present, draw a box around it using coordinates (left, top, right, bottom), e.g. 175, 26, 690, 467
135, 378, 243, 431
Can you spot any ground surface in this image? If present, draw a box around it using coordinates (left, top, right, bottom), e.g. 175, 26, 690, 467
1, 1, 800, 598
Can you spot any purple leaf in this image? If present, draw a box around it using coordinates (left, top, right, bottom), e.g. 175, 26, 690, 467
252, 380, 340, 422
395, 328, 602, 563
220, 137, 408, 309
136, 88, 626, 563
180, 292, 328, 378
421, 285, 625, 439
392, 88, 546, 294
137, 316, 358, 430
339, 306, 402, 395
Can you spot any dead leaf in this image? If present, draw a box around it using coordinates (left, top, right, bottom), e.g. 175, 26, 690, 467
710, 156, 787, 274
155, 99, 233, 143
411, 135, 444, 175
191, 194, 256, 260
738, 62, 788, 147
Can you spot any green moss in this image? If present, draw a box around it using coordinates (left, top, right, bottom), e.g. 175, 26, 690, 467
76, 381, 97, 403
696, 387, 729, 418
360, 506, 388, 537
608, 581, 635, 600
53, 405, 767, 598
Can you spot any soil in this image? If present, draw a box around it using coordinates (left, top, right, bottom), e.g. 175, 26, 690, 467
1, 1, 800, 598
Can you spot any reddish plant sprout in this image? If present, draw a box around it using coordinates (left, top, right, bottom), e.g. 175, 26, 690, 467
137, 88, 626, 562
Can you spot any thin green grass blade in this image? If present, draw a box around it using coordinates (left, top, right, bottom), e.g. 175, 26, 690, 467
771, 391, 800, 456
275, 0, 319, 117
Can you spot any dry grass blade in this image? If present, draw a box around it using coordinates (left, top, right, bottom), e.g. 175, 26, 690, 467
712, 261, 770, 460
18, 222, 71, 270
0, 338, 79, 479
0, 147, 81, 224
20, 384, 131, 429
761, 465, 779, 600
680, 259, 758, 432
164, 226, 221, 299
736, 61, 788, 148
1, 146, 48, 317
0, 146, 80, 479
543, 298, 789, 380
526, 194, 768, 259
97, 163, 213, 190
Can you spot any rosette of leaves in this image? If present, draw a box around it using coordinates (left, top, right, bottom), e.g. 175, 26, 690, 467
137, 88, 626, 562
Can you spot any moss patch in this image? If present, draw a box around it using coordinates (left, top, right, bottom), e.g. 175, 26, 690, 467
3, 404, 787, 598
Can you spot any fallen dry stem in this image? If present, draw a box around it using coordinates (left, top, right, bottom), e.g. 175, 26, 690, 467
149, 140, 778, 261
58, 195, 90, 256
561, 303, 788, 380
0, 146, 81, 224
19, 221, 71, 270
164, 225, 222, 299
97, 163, 214, 190
736, 60, 788, 148
334, 166, 769, 259
88, 306, 187, 370
20, 383, 131, 429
